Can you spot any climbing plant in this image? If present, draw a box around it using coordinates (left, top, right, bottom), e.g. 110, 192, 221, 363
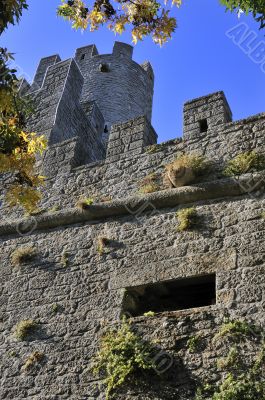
195, 319, 265, 400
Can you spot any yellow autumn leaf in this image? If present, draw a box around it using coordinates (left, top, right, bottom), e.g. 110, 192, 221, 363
114, 21, 125, 35
172, 0, 182, 6
5, 185, 42, 214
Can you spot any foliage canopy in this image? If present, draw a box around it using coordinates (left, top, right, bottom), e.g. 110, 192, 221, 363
57, 0, 265, 46
220, 0, 265, 30
0, 0, 28, 34
0, 49, 47, 213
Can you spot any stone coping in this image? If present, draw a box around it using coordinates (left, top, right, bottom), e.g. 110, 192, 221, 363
0, 172, 264, 237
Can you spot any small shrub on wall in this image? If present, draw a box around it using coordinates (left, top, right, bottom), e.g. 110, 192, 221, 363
223, 151, 265, 177
22, 351, 44, 372
92, 318, 157, 399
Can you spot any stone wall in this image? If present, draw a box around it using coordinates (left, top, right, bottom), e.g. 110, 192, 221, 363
1, 42, 265, 398
25, 98, 265, 214
0, 188, 265, 399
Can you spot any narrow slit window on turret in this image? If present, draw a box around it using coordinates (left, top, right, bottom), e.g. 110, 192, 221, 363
104, 125, 108, 133
80, 54, 85, 60
199, 119, 208, 133
122, 274, 216, 317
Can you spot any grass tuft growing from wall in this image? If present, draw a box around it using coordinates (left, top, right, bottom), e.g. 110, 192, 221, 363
145, 144, 160, 154
61, 251, 69, 267
22, 351, 44, 372
138, 172, 160, 194
97, 236, 110, 255
76, 197, 94, 210
11, 246, 37, 266
176, 207, 197, 231
223, 151, 265, 176
14, 320, 38, 341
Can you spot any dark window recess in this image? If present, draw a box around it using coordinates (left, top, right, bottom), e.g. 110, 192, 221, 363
199, 119, 208, 133
122, 274, 216, 317
99, 63, 110, 72
104, 125, 108, 133
80, 54, 85, 60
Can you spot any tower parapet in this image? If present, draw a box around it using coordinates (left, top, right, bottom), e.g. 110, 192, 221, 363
28, 54, 61, 93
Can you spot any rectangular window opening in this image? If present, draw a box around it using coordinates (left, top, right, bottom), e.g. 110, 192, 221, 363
99, 63, 110, 72
122, 274, 216, 317
199, 119, 208, 133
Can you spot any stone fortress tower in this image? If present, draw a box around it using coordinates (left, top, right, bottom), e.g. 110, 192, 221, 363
21, 41, 154, 149
1, 41, 265, 399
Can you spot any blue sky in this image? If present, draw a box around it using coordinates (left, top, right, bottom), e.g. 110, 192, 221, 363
2, 0, 265, 142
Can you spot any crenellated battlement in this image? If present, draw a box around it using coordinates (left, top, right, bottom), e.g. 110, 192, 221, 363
13, 42, 263, 187
18, 43, 265, 182
18, 42, 265, 183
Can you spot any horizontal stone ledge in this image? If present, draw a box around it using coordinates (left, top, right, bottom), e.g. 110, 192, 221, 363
133, 305, 221, 323
0, 172, 264, 237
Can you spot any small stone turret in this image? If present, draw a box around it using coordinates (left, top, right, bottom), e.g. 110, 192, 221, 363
74, 41, 154, 134
183, 91, 233, 140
